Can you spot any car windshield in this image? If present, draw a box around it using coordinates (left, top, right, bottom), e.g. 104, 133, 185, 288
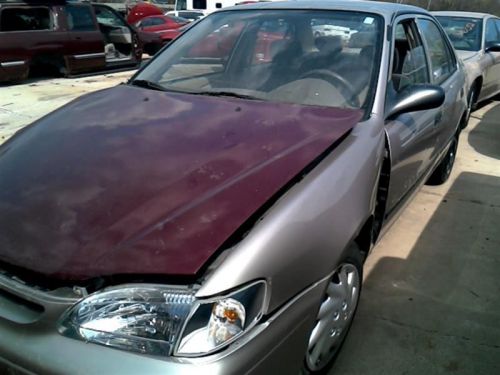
133, 10, 383, 112
435, 16, 483, 52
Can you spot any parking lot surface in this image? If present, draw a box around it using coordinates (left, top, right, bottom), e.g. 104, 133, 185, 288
332, 101, 500, 374
0, 71, 135, 144
1, 74, 499, 374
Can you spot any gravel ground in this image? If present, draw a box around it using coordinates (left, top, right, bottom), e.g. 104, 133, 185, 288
0, 71, 135, 144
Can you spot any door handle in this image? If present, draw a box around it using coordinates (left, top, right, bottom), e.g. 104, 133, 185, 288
434, 111, 443, 125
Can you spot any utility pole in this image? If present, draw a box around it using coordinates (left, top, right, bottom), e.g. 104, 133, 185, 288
427, 0, 432, 10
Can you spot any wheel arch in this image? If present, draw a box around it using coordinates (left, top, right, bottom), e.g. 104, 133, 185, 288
354, 134, 391, 255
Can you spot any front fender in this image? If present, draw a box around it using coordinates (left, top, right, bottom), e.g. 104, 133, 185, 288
197, 118, 386, 313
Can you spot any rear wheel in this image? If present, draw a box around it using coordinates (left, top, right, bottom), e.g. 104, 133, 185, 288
427, 133, 458, 185
303, 247, 363, 374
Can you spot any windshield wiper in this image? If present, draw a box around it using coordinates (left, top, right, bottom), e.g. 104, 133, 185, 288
194, 90, 260, 101
129, 79, 168, 92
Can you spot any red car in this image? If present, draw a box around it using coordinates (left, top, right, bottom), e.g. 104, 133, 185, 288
0, 1, 142, 82
126, 2, 163, 25
135, 15, 188, 33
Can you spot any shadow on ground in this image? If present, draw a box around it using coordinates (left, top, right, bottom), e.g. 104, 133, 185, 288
330, 172, 500, 375
468, 103, 500, 160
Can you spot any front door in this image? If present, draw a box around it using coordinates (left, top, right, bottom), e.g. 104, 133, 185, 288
416, 17, 463, 155
63, 3, 105, 74
384, 17, 440, 214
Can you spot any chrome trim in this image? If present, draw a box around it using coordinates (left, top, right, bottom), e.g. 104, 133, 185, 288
73, 53, 105, 60
0, 60, 25, 68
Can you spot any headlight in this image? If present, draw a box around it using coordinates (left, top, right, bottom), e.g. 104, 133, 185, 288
58, 282, 266, 357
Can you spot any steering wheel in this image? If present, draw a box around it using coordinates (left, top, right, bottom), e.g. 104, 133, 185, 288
299, 69, 360, 108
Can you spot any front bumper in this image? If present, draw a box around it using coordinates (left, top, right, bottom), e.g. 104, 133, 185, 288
0, 276, 327, 374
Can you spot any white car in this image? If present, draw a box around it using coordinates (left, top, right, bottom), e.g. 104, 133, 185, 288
434, 11, 500, 116
311, 19, 358, 42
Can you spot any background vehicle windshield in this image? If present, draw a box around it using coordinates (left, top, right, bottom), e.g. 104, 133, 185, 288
134, 10, 383, 111
435, 16, 483, 51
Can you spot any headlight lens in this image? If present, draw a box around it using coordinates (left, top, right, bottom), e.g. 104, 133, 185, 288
58, 282, 266, 357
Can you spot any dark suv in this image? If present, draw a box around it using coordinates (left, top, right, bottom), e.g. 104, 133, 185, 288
0, 1, 143, 82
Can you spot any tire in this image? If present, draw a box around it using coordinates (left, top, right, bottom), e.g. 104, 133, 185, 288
470, 84, 479, 112
302, 245, 363, 374
426, 133, 458, 186
58, 59, 69, 78
461, 87, 476, 129
144, 44, 161, 56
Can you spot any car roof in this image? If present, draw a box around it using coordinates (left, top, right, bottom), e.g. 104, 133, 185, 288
223, 0, 428, 17
432, 11, 497, 20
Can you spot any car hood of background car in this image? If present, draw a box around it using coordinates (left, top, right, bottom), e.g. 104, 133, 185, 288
0, 85, 362, 281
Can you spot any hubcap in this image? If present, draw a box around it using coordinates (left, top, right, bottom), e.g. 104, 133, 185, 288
306, 263, 360, 371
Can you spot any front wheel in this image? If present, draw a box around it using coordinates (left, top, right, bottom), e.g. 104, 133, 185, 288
303, 248, 363, 373
462, 86, 477, 128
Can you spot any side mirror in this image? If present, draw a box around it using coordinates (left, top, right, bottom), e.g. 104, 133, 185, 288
485, 42, 500, 53
385, 84, 445, 120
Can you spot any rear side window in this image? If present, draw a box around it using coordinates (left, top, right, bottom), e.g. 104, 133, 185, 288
0, 7, 52, 32
66, 5, 96, 31
150, 17, 166, 26
417, 19, 456, 84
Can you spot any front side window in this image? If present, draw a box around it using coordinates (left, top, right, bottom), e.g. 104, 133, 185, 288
0, 7, 52, 32
93, 6, 125, 28
435, 16, 482, 52
66, 5, 96, 32
133, 10, 383, 112
485, 18, 499, 47
391, 20, 429, 92
417, 19, 456, 84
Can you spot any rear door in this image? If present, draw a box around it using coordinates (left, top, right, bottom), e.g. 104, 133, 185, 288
0, 5, 65, 78
416, 17, 463, 155
384, 16, 440, 214
63, 3, 105, 74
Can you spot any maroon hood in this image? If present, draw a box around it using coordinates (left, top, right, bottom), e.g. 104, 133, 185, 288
0, 85, 361, 280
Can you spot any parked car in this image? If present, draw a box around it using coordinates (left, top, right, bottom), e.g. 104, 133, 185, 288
0, 1, 467, 374
126, 1, 163, 24
0, 1, 142, 82
165, 10, 204, 21
434, 12, 500, 114
135, 14, 188, 32
311, 19, 356, 41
